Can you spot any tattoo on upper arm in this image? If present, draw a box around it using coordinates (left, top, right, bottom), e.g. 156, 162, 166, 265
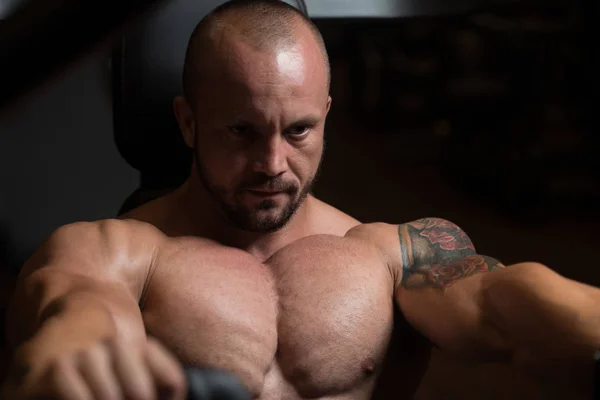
399, 218, 505, 290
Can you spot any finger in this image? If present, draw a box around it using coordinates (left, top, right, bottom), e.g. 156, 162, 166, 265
145, 337, 187, 400
78, 345, 124, 400
108, 338, 155, 400
47, 358, 94, 400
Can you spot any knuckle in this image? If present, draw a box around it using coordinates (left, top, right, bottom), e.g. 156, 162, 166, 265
47, 357, 75, 389
111, 335, 143, 357
78, 345, 100, 363
102, 336, 120, 350
48, 356, 71, 375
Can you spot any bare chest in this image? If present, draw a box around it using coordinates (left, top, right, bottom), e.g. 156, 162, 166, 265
142, 236, 395, 399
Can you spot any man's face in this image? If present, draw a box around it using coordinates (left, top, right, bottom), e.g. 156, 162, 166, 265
188, 37, 331, 233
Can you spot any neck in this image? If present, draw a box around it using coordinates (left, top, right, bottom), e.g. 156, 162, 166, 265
175, 175, 313, 261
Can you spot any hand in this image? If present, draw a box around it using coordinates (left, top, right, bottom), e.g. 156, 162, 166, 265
2, 336, 187, 400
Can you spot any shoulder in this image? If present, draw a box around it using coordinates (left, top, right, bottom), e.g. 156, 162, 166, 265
25, 218, 168, 283
343, 222, 401, 274
396, 218, 506, 291
48, 218, 167, 250
308, 196, 361, 236
10, 219, 171, 323
397, 217, 476, 255
343, 217, 480, 280
341, 217, 473, 250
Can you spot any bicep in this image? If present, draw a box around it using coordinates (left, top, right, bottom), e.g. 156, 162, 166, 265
349, 219, 511, 358
393, 218, 511, 359
396, 265, 512, 361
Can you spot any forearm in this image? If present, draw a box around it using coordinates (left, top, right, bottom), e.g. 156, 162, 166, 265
7, 270, 145, 362
19, 292, 119, 353
484, 263, 600, 385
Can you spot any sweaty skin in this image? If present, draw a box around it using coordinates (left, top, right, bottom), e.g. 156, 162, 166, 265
134, 211, 388, 399
116, 204, 446, 400
116, 195, 507, 400
7, 204, 599, 400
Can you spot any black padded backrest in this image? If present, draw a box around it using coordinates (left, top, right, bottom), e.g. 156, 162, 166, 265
113, 0, 227, 190
112, 0, 301, 192
112, 0, 304, 214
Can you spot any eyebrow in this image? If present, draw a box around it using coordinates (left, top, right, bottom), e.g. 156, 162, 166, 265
230, 115, 322, 128
287, 116, 321, 127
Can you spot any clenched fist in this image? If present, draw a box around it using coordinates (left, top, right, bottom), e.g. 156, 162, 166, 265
2, 336, 187, 400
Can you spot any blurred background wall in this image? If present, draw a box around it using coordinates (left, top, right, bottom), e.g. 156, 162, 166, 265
311, 0, 598, 284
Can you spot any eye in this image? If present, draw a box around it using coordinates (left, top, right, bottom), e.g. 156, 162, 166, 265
286, 124, 311, 138
229, 124, 251, 135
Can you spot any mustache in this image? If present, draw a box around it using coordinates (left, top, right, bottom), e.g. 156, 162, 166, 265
241, 175, 297, 192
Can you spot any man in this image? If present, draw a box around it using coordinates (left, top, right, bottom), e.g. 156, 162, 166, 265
2, 1, 599, 399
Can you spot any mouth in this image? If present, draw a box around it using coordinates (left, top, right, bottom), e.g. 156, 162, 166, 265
245, 189, 285, 198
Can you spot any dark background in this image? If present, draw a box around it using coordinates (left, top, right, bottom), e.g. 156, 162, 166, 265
0, 0, 598, 394
313, 0, 598, 285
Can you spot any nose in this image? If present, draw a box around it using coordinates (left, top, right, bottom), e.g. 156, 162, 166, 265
252, 134, 288, 177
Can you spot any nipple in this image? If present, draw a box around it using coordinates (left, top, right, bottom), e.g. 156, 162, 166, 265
361, 357, 376, 376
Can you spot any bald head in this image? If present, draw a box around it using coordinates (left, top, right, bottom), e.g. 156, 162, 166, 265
174, 0, 333, 233
182, 0, 330, 106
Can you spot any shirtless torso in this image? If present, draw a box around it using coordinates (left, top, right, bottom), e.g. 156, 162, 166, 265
120, 191, 428, 400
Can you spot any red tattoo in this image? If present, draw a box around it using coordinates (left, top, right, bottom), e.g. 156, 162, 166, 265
410, 218, 475, 252
399, 218, 504, 289
428, 255, 491, 288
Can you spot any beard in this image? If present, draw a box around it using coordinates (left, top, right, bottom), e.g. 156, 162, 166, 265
194, 150, 324, 233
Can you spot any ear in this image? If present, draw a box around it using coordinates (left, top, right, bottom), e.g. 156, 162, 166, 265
173, 96, 196, 149
326, 96, 332, 114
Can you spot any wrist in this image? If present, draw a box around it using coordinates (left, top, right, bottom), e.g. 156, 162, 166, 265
17, 304, 117, 360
